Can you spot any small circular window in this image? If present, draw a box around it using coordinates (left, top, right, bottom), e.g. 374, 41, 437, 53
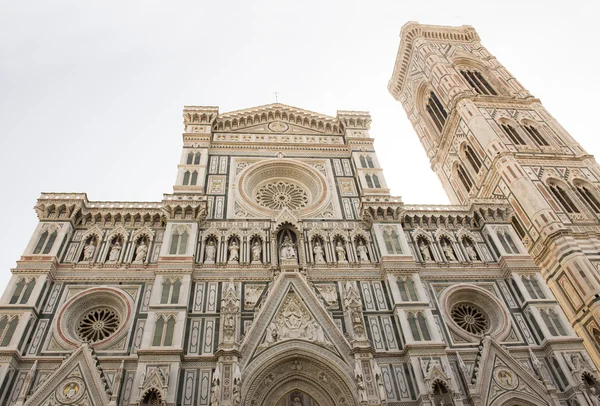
451, 303, 489, 335
77, 308, 121, 343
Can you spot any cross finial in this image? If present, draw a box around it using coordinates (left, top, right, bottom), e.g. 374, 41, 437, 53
274, 92, 279, 103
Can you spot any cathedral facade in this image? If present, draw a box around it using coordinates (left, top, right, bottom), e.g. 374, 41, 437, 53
1, 22, 599, 406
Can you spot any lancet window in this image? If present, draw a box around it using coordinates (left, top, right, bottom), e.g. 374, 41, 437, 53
540, 309, 567, 336
463, 145, 482, 173
407, 312, 431, 341
182, 171, 198, 186
523, 124, 549, 146
549, 182, 580, 214
383, 229, 403, 254
456, 164, 473, 192
460, 69, 497, 95
33, 229, 57, 254
511, 217, 526, 240
169, 229, 189, 255
372, 174, 381, 188
575, 183, 600, 214
10, 278, 35, 305
521, 275, 545, 299
0, 316, 19, 346
398, 278, 418, 301
426, 91, 448, 132
548, 356, 569, 390
365, 174, 374, 188
527, 312, 545, 342
160, 278, 182, 304
500, 123, 526, 145
152, 315, 176, 346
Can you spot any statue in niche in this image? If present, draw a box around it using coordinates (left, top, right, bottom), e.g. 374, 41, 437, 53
107, 240, 121, 263
313, 240, 326, 264
81, 239, 96, 262
356, 240, 370, 263
280, 235, 297, 260
205, 240, 216, 263
463, 239, 479, 261
228, 240, 239, 264
265, 322, 279, 344
133, 239, 148, 263
335, 240, 347, 262
590, 388, 600, 406
440, 238, 456, 261
251, 240, 262, 264
418, 239, 431, 262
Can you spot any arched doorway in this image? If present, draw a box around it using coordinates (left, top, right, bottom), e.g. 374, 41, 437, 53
241, 341, 357, 406
276, 390, 320, 406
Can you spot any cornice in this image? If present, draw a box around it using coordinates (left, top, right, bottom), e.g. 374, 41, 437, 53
388, 22, 480, 99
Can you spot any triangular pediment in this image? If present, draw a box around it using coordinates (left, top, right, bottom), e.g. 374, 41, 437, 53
470, 337, 553, 406
240, 273, 352, 368
24, 344, 110, 406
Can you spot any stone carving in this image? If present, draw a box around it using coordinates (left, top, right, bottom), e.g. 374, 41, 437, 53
81, 240, 96, 262
494, 367, 518, 390
590, 388, 600, 406
261, 292, 326, 347
133, 239, 148, 263
317, 285, 338, 307
356, 240, 370, 263
55, 377, 85, 404
313, 240, 326, 264
280, 235, 297, 260
355, 361, 368, 404
418, 239, 432, 262
251, 240, 262, 264
107, 240, 121, 263
335, 240, 347, 262
373, 362, 386, 403
345, 282, 367, 341
244, 285, 264, 310
210, 366, 221, 406
463, 239, 479, 261
228, 240, 239, 264
205, 240, 216, 263
440, 239, 456, 262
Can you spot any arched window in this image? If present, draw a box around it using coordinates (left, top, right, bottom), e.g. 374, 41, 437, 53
426, 92, 448, 132
522, 276, 545, 299
549, 356, 569, 390
190, 171, 198, 186
511, 217, 526, 240
141, 390, 161, 406
464, 145, 482, 173
10, 279, 35, 305
501, 124, 526, 145
388, 230, 403, 254
360, 156, 367, 168
497, 232, 511, 253
43, 232, 57, 254
541, 309, 566, 336
179, 232, 188, 254
398, 278, 418, 301
169, 230, 188, 255
0, 316, 18, 347
169, 234, 180, 255
171, 279, 181, 304
372, 174, 381, 188
486, 235, 501, 259
510, 279, 525, 303
152, 317, 165, 346
160, 280, 171, 304
164, 317, 175, 346
161, 279, 182, 304
186, 152, 193, 164
549, 182, 580, 213
365, 174, 374, 188
505, 232, 519, 253
456, 164, 473, 192
194, 152, 201, 165
575, 184, 600, 213
523, 124, 549, 146
408, 312, 431, 341
152, 315, 176, 346
527, 312, 544, 342
460, 69, 497, 95
366, 156, 374, 168
33, 231, 48, 254
182, 171, 190, 186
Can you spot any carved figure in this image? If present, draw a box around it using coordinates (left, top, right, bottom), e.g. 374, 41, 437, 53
228, 240, 239, 263
280, 235, 297, 260
464, 239, 479, 261
251, 240, 262, 264
107, 240, 121, 262
356, 374, 368, 403
313, 241, 326, 264
590, 388, 600, 406
356, 240, 369, 263
205, 240, 216, 263
291, 397, 302, 406
266, 322, 279, 344
134, 240, 148, 263
335, 240, 347, 262
418, 239, 431, 261
374, 362, 386, 402
441, 240, 456, 261
82, 240, 96, 262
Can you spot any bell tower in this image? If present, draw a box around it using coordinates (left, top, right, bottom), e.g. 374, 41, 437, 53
389, 22, 600, 367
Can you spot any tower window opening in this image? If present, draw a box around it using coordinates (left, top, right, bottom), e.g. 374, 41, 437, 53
366, 156, 374, 168
365, 174, 374, 188
194, 152, 201, 165
464, 145, 482, 173
182, 171, 190, 186
456, 164, 473, 192
360, 156, 367, 168
460, 70, 497, 96
426, 92, 448, 132
549, 183, 580, 214
576, 184, 600, 213
523, 125, 549, 146
373, 174, 381, 188
501, 124, 526, 145
186, 152, 193, 165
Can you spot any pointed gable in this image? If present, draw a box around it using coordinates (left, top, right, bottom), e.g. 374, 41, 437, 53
24, 344, 110, 406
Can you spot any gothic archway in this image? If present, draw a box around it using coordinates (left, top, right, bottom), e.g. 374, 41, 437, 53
241, 342, 357, 406
276, 390, 320, 406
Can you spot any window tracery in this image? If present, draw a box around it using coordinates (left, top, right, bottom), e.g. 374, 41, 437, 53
575, 182, 600, 214
451, 303, 489, 335
456, 163, 473, 192
523, 124, 549, 146
76, 308, 120, 343
160, 278, 182, 304
459, 69, 497, 96
34, 229, 57, 255
169, 227, 189, 255
426, 91, 448, 132
0, 315, 19, 347
153, 315, 176, 346
521, 275, 545, 299
255, 181, 309, 211
10, 278, 35, 304
398, 277, 418, 301
500, 123, 526, 145
365, 174, 374, 188
540, 309, 567, 336
548, 181, 580, 214
462, 144, 482, 173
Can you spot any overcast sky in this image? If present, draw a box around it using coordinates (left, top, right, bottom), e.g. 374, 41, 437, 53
0, 1, 598, 287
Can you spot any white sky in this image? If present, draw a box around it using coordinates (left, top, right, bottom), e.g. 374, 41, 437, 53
0, 1, 599, 289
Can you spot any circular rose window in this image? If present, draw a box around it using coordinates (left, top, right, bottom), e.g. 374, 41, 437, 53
76, 308, 121, 343
451, 303, 489, 335
55, 287, 133, 349
255, 181, 309, 210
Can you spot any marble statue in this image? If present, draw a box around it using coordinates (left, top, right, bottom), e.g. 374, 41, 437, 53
356, 240, 369, 263
107, 240, 121, 262
82, 240, 96, 262
418, 240, 431, 261
335, 240, 347, 262
280, 235, 297, 260
229, 240, 239, 263
441, 239, 456, 261
251, 240, 262, 264
464, 239, 479, 261
313, 240, 326, 264
205, 240, 216, 263
134, 240, 148, 263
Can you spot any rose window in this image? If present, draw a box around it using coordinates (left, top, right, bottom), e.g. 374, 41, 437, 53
76, 308, 121, 343
255, 182, 309, 210
451, 303, 489, 335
